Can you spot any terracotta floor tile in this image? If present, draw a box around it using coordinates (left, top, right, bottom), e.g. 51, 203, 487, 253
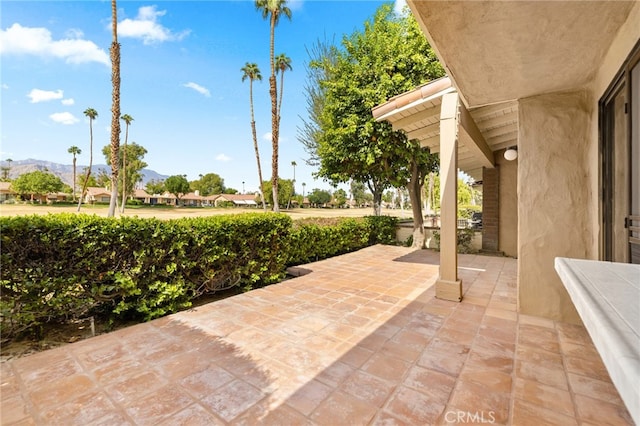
88, 411, 133, 425
403, 366, 456, 401
511, 398, 578, 426
28, 374, 95, 409
515, 346, 564, 370
39, 390, 117, 426
447, 379, 510, 424
1, 396, 30, 425
199, 379, 266, 422
285, 379, 333, 416
342, 370, 397, 406
384, 385, 447, 425
556, 322, 593, 346
310, 390, 378, 425
513, 377, 574, 416
14, 354, 83, 389
574, 394, 634, 425
361, 352, 412, 383
417, 338, 470, 377
124, 384, 195, 425
567, 372, 626, 405
514, 360, 568, 390
178, 365, 235, 399
370, 411, 412, 425
378, 338, 422, 363
157, 403, 225, 426
564, 355, 611, 382
104, 370, 167, 404
155, 349, 212, 381
315, 361, 355, 388
518, 324, 560, 353
458, 366, 512, 394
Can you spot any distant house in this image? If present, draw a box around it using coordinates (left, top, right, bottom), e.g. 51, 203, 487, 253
182, 192, 205, 207
84, 187, 111, 204
133, 189, 152, 204
0, 182, 16, 202
210, 193, 258, 207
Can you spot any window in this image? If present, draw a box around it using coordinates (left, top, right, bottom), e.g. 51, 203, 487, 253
600, 41, 640, 264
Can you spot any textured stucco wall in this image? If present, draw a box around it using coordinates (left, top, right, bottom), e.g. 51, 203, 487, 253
496, 152, 518, 258
518, 91, 593, 323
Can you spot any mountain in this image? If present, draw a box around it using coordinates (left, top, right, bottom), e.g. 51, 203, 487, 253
0, 159, 169, 187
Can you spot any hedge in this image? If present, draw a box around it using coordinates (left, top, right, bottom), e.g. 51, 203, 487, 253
0, 213, 397, 341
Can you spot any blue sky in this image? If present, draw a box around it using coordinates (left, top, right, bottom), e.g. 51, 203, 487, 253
1, 0, 407, 193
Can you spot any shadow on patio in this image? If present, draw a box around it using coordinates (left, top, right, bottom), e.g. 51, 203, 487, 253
1, 245, 633, 425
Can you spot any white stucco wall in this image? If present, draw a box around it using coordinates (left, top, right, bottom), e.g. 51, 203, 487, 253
518, 91, 594, 323
496, 152, 518, 258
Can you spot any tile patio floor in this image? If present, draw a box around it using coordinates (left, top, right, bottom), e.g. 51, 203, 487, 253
1, 245, 634, 425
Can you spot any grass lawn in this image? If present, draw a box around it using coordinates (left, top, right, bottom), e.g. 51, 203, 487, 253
0, 203, 411, 220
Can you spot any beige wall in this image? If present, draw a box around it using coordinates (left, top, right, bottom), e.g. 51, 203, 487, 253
496, 152, 518, 257
518, 90, 594, 323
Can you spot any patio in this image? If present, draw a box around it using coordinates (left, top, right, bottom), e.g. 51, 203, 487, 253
1, 245, 633, 425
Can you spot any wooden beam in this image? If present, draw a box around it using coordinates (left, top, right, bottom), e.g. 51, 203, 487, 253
390, 104, 441, 131
459, 102, 495, 169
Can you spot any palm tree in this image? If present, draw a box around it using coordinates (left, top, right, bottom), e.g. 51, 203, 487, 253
302, 182, 306, 197
242, 62, 267, 211
107, 0, 121, 217
67, 146, 81, 201
77, 108, 98, 212
275, 53, 292, 121
255, 0, 291, 212
120, 114, 133, 213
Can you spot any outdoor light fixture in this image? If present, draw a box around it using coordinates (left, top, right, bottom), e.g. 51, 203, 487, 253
504, 147, 518, 161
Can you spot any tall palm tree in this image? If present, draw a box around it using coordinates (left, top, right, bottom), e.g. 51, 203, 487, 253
67, 146, 82, 201
107, 0, 121, 217
77, 108, 98, 212
120, 114, 133, 213
255, 0, 291, 212
275, 53, 292, 122
242, 62, 267, 211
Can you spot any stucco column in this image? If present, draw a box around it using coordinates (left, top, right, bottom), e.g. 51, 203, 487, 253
436, 92, 462, 301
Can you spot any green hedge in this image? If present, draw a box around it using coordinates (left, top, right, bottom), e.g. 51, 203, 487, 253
1, 213, 397, 341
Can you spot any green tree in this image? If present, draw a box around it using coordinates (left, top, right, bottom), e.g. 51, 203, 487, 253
78, 167, 98, 189
67, 146, 81, 201
261, 178, 293, 208
12, 171, 64, 202
165, 175, 190, 205
255, 0, 292, 213
241, 62, 267, 211
146, 179, 165, 195
107, 0, 121, 217
275, 53, 292, 121
350, 180, 367, 207
120, 114, 134, 213
333, 188, 347, 207
101, 143, 148, 204
77, 108, 98, 212
190, 173, 225, 196
300, 4, 443, 246
308, 188, 331, 207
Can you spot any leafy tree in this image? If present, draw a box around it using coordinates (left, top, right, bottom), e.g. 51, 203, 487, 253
308, 188, 331, 207
223, 188, 238, 194
101, 143, 148, 204
146, 179, 165, 195
333, 188, 347, 207
12, 171, 63, 202
120, 114, 134, 213
350, 180, 367, 207
78, 168, 97, 189
107, 0, 122, 217
77, 108, 97, 211
241, 62, 267, 211
275, 53, 292, 121
261, 178, 293, 208
300, 4, 443, 246
190, 173, 225, 196
165, 175, 190, 204
67, 146, 81, 201
255, 0, 292, 212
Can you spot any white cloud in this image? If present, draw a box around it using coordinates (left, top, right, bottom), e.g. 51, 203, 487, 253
0, 23, 109, 65
61, 98, 75, 105
216, 154, 231, 162
28, 88, 63, 103
183, 82, 210, 97
262, 132, 272, 142
50, 112, 79, 125
118, 5, 190, 45
1, 84, 8, 89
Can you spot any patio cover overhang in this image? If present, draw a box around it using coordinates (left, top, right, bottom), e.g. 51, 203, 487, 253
373, 77, 517, 301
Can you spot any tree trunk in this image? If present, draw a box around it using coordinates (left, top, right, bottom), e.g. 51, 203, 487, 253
107, 0, 120, 217
72, 157, 77, 202
249, 80, 267, 211
407, 160, 426, 249
121, 132, 127, 213
77, 125, 92, 212
270, 16, 279, 213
